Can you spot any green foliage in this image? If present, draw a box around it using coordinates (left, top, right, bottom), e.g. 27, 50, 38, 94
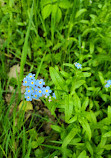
1, 0, 111, 157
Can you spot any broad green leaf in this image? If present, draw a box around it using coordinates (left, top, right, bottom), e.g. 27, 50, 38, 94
89, 99, 93, 109
100, 94, 108, 102
82, 67, 91, 71
53, 43, 63, 50
86, 141, 93, 155
90, 41, 94, 54
73, 92, 81, 110
59, 0, 71, 9
67, 115, 77, 124
97, 137, 107, 155
32, 137, 44, 149
42, 4, 52, 20
51, 125, 62, 133
75, 9, 87, 18
71, 80, 85, 94
80, 72, 91, 77
63, 63, 75, 69
52, 5, 62, 23
82, 97, 89, 111
108, 106, 111, 120
18, 101, 33, 112
102, 131, 111, 137
103, 145, 111, 150
70, 138, 81, 145
65, 94, 73, 122
77, 150, 86, 158
40, 0, 57, 8
60, 71, 70, 78
98, 72, 104, 85
82, 28, 97, 37
79, 117, 91, 140
49, 67, 68, 91
86, 111, 97, 124
62, 128, 78, 148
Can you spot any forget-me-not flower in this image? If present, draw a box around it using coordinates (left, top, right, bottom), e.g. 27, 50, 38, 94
74, 62, 82, 69
23, 78, 29, 86
105, 80, 111, 88
52, 93, 56, 99
25, 95, 32, 101
36, 79, 45, 88
43, 86, 52, 96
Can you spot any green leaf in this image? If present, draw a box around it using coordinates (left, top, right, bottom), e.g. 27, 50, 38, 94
75, 9, 87, 18
103, 145, 111, 150
52, 5, 62, 23
51, 125, 62, 133
49, 67, 68, 91
73, 92, 81, 110
108, 106, 111, 120
59, 0, 71, 9
82, 97, 89, 111
79, 117, 91, 140
86, 141, 93, 155
90, 41, 94, 54
53, 43, 63, 50
60, 71, 70, 78
98, 72, 104, 85
80, 72, 91, 77
67, 115, 77, 124
63, 63, 75, 69
42, 4, 52, 20
62, 128, 78, 148
71, 80, 85, 94
64, 94, 73, 122
77, 150, 86, 158
102, 131, 111, 137
40, 0, 57, 8
32, 137, 44, 149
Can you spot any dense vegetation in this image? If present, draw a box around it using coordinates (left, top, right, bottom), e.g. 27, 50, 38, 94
0, 0, 111, 157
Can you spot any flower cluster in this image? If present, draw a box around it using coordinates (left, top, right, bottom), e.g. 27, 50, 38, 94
105, 80, 111, 88
74, 62, 82, 69
23, 73, 56, 101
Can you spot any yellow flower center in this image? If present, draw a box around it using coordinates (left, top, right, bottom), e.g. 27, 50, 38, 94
28, 90, 30, 92
35, 95, 37, 97
25, 81, 27, 83
39, 90, 41, 93
27, 96, 30, 99
31, 82, 34, 84
46, 90, 48, 92
39, 81, 42, 84
30, 75, 32, 77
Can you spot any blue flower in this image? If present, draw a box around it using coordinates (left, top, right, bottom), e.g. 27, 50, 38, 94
105, 80, 111, 88
23, 78, 29, 86
74, 62, 82, 69
25, 87, 33, 95
28, 78, 36, 88
52, 93, 56, 99
43, 86, 52, 96
107, 80, 111, 85
105, 84, 110, 88
32, 92, 39, 100
25, 95, 32, 101
26, 73, 35, 80
37, 88, 43, 97
36, 79, 45, 88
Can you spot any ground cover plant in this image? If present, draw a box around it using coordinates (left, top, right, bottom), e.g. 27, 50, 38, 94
0, 0, 111, 157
